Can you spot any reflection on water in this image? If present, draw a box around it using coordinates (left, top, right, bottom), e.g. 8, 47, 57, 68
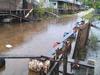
0, 16, 76, 75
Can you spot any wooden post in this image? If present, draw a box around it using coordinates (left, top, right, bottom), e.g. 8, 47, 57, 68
63, 52, 67, 75
20, 10, 22, 22
22, 0, 28, 9
55, 62, 59, 75
22, 0, 28, 18
54, 49, 59, 75
85, 23, 91, 46
86, 68, 89, 75
49, 60, 55, 75
24, 9, 26, 17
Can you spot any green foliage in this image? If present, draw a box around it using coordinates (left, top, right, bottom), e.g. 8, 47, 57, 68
39, 0, 45, 7
37, 8, 45, 17
33, 7, 45, 18
79, 0, 100, 8
94, 15, 100, 20
82, 12, 94, 21
95, 2, 100, 8
89, 31, 98, 50
46, 8, 53, 12
33, 0, 54, 18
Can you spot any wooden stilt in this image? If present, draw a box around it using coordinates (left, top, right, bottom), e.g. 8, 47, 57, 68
63, 52, 67, 75
55, 50, 59, 75
86, 68, 89, 75
20, 10, 22, 22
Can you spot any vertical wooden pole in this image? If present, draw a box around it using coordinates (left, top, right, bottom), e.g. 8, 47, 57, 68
55, 50, 59, 75
55, 62, 59, 75
22, 0, 28, 9
24, 9, 26, 17
63, 52, 67, 75
22, 0, 28, 18
20, 10, 22, 22
85, 23, 91, 46
49, 60, 55, 75
86, 68, 89, 75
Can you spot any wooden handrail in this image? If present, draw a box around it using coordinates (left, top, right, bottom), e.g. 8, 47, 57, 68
25, 8, 33, 18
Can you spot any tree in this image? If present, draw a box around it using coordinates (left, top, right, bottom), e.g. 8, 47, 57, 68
77, 0, 100, 8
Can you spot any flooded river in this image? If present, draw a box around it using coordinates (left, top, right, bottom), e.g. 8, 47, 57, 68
0, 16, 77, 75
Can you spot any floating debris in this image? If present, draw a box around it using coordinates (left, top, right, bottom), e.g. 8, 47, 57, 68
29, 59, 50, 73
5, 44, 13, 48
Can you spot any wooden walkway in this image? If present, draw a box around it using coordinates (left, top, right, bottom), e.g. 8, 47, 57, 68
47, 22, 95, 75
0, 55, 41, 59
0, 54, 48, 59
68, 58, 94, 68
0, 9, 33, 22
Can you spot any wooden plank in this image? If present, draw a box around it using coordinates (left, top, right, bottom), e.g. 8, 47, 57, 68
47, 54, 63, 75
63, 53, 67, 75
0, 54, 43, 59
68, 58, 94, 68
25, 8, 33, 18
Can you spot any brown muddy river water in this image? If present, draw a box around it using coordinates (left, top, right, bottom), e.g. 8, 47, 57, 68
0, 16, 77, 75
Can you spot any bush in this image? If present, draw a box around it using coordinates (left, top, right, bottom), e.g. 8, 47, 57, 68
46, 8, 53, 12
88, 32, 98, 50
82, 13, 93, 21
33, 8, 45, 18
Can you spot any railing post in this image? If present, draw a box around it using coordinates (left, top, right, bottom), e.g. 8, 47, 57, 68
22, 0, 28, 9
63, 51, 67, 75
54, 49, 59, 75
48, 60, 55, 75
85, 23, 91, 45
55, 62, 59, 75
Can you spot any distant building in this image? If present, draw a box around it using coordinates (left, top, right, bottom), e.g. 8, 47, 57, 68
38, 0, 58, 9
0, 0, 33, 22
0, 0, 33, 10
39, 0, 82, 14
